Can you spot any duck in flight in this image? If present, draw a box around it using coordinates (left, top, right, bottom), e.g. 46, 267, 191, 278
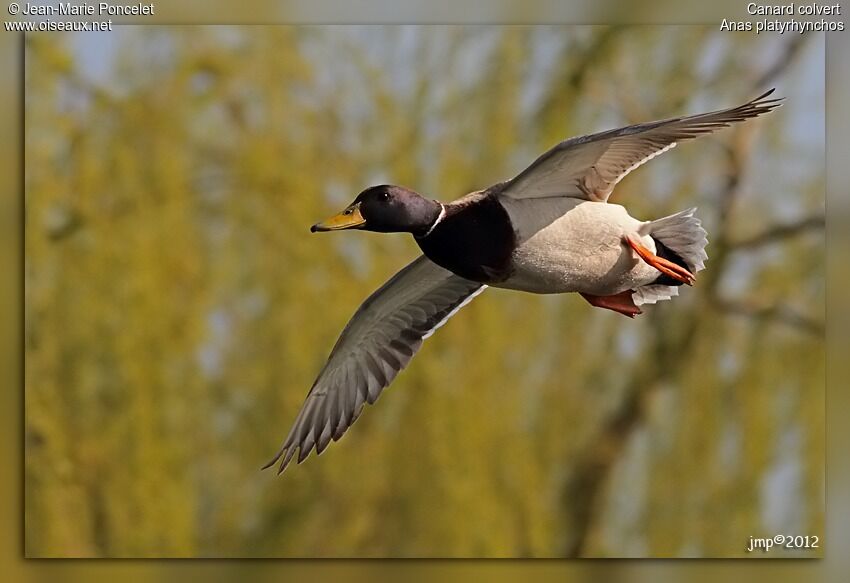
264, 90, 782, 474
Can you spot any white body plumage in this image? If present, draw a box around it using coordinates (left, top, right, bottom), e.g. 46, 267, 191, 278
499, 198, 661, 296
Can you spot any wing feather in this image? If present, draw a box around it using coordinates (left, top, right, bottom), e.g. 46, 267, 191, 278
499, 89, 782, 202
264, 255, 485, 474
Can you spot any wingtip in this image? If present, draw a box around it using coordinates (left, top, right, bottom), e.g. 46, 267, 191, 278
260, 447, 296, 476
280, 445, 302, 475
261, 444, 291, 474
261, 453, 282, 472
753, 87, 784, 106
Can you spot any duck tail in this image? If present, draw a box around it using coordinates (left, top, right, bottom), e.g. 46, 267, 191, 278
641, 207, 708, 272
633, 208, 709, 306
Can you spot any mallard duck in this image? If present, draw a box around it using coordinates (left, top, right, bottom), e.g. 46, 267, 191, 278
265, 90, 781, 474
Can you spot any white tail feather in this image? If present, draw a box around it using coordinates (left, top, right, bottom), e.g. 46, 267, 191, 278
633, 208, 708, 307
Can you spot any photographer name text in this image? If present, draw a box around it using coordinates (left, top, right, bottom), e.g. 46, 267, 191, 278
17, 2, 153, 16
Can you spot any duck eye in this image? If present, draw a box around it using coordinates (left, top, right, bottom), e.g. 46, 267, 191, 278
380, 192, 389, 201
343, 208, 353, 215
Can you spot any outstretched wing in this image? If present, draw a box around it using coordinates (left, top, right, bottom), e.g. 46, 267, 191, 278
498, 89, 782, 203
264, 255, 486, 474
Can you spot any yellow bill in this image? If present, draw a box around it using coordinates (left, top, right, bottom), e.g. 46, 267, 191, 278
311, 203, 366, 232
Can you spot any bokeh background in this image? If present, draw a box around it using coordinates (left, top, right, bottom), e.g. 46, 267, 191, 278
24, 26, 824, 558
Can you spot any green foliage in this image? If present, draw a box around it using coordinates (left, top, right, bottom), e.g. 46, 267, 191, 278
24, 26, 824, 557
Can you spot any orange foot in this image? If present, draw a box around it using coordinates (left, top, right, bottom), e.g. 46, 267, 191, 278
581, 290, 642, 318
624, 234, 695, 286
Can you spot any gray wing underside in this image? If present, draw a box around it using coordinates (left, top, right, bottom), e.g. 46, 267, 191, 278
264, 255, 485, 474
498, 89, 782, 203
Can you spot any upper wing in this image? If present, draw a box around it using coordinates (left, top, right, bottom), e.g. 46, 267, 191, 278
264, 255, 486, 474
498, 89, 782, 203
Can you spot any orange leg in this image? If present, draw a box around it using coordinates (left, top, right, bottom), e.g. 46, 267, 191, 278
581, 290, 642, 318
624, 234, 695, 286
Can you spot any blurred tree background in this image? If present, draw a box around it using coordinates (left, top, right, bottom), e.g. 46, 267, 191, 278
24, 26, 824, 558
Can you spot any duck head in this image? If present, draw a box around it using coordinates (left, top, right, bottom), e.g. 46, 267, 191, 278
311, 185, 442, 236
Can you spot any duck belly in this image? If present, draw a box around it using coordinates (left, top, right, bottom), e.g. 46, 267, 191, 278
497, 198, 660, 295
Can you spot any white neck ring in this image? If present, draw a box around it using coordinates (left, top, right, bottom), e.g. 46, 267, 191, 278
421, 203, 445, 238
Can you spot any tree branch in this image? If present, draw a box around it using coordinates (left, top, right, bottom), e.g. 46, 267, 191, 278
753, 36, 808, 90
729, 215, 825, 251
711, 296, 824, 336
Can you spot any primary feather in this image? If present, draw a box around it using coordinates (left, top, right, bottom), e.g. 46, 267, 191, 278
497, 89, 782, 202
263, 256, 485, 474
